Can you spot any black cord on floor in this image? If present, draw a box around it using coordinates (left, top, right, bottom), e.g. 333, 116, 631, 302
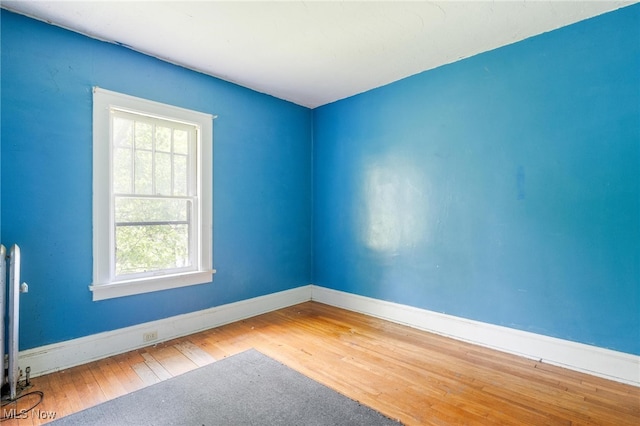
0, 385, 44, 422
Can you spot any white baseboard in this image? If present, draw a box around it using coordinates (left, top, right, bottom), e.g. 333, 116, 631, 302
19, 283, 639, 387
19, 285, 312, 377
310, 285, 640, 387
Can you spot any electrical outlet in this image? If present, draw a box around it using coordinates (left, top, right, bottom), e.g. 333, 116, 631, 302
143, 331, 158, 343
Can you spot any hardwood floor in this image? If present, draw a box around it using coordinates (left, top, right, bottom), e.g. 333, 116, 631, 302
3, 302, 639, 425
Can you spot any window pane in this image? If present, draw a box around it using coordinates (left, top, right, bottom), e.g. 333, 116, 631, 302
155, 152, 172, 195
113, 147, 132, 194
115, 224, 190, 275
134, 150, 152, 194
113, 117, 133, 147
115, 197, 189, 223
173, 155, 188, 195
156, 126, 171, 152
174, 130, 188, 154
115, 197, 192, 276
135, 122, 152, 150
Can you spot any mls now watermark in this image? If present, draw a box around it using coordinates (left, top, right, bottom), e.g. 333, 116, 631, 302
3, 408, 57, 420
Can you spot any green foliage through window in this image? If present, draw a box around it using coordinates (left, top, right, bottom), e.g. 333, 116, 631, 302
111, 109, 196, 277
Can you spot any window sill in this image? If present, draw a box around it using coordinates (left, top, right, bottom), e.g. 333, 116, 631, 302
90, 269, 216, 301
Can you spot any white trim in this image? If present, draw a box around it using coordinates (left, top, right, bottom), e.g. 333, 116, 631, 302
310, 286, 640, 387
91, 87, 214, 301
89, 270, 216, 301
19, 284, 639, 387
20, 285, 311, 377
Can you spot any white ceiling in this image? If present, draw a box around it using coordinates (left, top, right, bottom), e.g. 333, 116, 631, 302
2, 1, 636, 108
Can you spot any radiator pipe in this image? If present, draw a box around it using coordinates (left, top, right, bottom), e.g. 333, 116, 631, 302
8, 245, 21, 400
0, 244, 5, 396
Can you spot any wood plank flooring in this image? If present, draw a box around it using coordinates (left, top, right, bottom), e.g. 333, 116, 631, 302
2, 302, 638, 425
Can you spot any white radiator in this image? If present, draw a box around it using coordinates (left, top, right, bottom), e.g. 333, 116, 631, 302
0, 244, 29, 401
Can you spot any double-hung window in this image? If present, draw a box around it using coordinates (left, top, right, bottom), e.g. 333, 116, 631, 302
91, 88, 214, 301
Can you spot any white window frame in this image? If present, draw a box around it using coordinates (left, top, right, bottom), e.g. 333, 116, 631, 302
90, 87, 214, 301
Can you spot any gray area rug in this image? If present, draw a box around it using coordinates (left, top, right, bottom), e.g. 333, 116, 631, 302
50, 348, 402, 425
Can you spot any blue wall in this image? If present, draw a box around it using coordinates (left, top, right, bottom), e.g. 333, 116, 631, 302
313, 5, 640, 355
1, 10, 312, 349
2, 5, 639, 356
